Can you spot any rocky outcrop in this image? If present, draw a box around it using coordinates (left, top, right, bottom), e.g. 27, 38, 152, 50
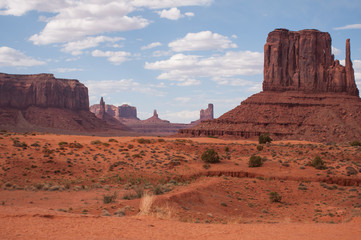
179, 29, 361, 142
142, 110, 170, 124
90, 103, 139, 122
118, 104, 138, 120
200, 104, 214, 121
263, 29, 358, 96
0, 73, 131, 134
92, 97, 131, 131
0, 73, 89, 110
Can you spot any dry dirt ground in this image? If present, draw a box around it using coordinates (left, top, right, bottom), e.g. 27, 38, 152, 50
0, 131, 361, 239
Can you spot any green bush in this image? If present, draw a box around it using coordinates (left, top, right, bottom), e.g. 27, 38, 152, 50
12, 139, 28, 148
201, 149, 220, 163
68, 142, 83, 148
103, 192, 117, 204
257, 145, 263, 151
248, 155, 263, 167
269, 192, 282, 203
350, 141, 361, 147
311, 156, 326, 170
259, 133, 272, 144
137, 138, 151, 144
91, 140, 102, 145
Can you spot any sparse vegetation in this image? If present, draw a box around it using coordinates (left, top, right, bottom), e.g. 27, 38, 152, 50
201, 149, 220, 163
269, 192, 282, 203
103, 192, 117, 204
257, 145, 263, 151
259, 133, 272, 144
248, 155, 263, 167
350, 141, 361, 147
137, 138, 151, 144
311, 156, 326, 170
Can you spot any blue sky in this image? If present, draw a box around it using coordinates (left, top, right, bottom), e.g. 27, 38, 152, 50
0, 0, 361, 123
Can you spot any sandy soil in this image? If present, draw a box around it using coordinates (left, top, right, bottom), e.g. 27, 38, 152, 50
0, 132, 361, 239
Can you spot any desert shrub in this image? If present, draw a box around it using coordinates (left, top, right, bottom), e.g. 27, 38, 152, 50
350, 141, 361, 147
311, 156, 326, 170
31, 142, 40, 147
127, 144, 134, 149
248, 155, 263, 167
108, 138, 118, 143
12, 139, 28, 148
158, 138, 165, 143
58, 142, 68, 147
201, 149, 220, 163
137, 138, 151, 144
103, 192, 117, 204
224, 146, 230, 152
42, 148, 54, 155
269, 192, 282, 203
257, 145, 263, 151
102, 142, 110, 147
259, 133, 272, 144
91, 140, 102, 145
68, 142, 83, 148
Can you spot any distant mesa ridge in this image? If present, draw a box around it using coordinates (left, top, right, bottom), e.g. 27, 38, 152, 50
0, 73, 129, 134
0, 73, 89, 110
178, 29, 361, 142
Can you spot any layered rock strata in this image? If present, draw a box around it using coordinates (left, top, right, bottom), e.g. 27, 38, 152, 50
200, 104, 214, 121
179, 29, 361, 142
0, 73, 129, 134
263, 29, 358, 96
0, 73, 89, 110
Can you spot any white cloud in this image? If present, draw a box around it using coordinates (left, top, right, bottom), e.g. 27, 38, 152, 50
145, 51, 263, 85
152, 50, 172, 57
53, 67, 83, 73
29, 2, 149, 45
0, 0, 69, 16
0, 46, 45, 67
62, 36, 123, 55
91, 50, 131, 65
169, 31, 237, 52
131, 0, 213, 9
141, 42, 162, 50
86, 79, 165, 98
177, 79, 201, 86
157, 7, 182, 20
163, 110, 199, 123
185, 12, 195, 17
174, 97, 191, 104
332, 46, 342, 56
334, 24, 361, 30
354, 60, 361, 81
0, 1, 213, 45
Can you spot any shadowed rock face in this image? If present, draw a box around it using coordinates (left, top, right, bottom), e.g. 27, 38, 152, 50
179, 29, 361, 142
263, 29, 358, 96
200, 104, 214, 121
0, 73, 89, 110
0, 73, 132, 134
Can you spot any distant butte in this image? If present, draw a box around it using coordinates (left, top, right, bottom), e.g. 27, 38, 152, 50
179, 29, 361, 142
0, 73, 130, 134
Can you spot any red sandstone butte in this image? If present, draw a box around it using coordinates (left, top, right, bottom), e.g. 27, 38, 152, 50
179, 29, 361, 142
0, 73, 129, 134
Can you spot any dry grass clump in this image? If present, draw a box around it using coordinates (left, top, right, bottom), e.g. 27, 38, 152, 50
138, 191, 155, 216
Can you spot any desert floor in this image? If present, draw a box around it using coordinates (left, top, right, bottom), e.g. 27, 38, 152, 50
0, 131, 360, 239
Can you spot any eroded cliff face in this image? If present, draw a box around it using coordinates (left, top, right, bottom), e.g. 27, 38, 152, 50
263, 29, 359, 96
0, 73, 89, 110
179, 29, 361, 142
0, 73, 132, 134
